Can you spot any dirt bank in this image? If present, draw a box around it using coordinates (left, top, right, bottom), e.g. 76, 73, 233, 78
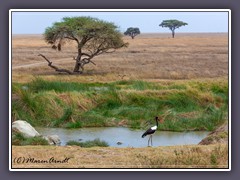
198, 122, 228, 145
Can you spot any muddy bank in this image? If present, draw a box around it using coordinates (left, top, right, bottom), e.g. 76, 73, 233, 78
198, 122, 228, 145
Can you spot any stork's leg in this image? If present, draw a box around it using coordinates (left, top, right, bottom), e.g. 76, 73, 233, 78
151, 135, 153, 146
148, 136, 151, 147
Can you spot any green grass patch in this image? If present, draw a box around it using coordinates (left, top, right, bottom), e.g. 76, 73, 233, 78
12, 133, 49, 146
66, 138, 109, 147
65, 121, 82, 129
12, 78, 228, 131
28, 77, 112, 93
52, 107, 73, 127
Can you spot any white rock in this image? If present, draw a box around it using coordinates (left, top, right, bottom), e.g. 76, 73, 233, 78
12, 120, 40, 138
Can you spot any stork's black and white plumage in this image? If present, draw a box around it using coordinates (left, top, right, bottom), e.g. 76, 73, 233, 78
142, 116, 163, 146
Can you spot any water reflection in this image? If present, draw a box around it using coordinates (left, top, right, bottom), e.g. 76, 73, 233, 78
36, 127, 209, 147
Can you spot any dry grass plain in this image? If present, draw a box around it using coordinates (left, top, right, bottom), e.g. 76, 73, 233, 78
12, 33, 228, 82
11, 33, 229, 169
12, 144, 228, 169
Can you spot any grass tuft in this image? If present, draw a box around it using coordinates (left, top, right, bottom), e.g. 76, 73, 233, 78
66, 138, 109, 147
65, 121, 82, 129
12, 132, 49, 146
135, 145, 228, 168
52, 107, 73, 127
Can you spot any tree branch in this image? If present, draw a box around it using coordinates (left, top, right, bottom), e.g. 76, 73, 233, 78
70, 32, 79, 44
105, 49, 116, 53
82, 58, 96, 66
81, 53, 91, 57
38, 54, 73, 74
64, 36, 75, 41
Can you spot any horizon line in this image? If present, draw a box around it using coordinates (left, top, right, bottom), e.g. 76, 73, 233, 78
12, 32, 228, 35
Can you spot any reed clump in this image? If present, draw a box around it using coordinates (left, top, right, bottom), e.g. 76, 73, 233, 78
12, 78, 228, 131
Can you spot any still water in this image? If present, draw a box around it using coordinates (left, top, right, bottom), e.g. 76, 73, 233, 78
36, 127, 209, 147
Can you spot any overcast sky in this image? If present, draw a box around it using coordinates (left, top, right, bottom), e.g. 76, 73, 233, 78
11, 10, 229, 34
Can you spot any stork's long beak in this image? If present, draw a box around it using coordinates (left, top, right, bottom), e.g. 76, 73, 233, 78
156, 116, 164, 123
159, 118, 164, 123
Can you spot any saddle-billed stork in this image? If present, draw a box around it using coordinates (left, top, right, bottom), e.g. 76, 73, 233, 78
141, 116, 164, 147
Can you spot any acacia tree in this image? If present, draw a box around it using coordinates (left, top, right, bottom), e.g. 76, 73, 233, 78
40, 16, 128, 74
124, 27, 140, 39
159, 19, 188, 38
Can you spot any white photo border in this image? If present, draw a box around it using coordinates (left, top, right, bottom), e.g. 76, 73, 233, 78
9, 9, 231, 171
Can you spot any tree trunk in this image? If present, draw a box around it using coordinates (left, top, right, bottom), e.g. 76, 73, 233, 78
73, 48, 82, 73
73, 60, 80, 72
172, 30, 175, 38
73, 44, 96, 74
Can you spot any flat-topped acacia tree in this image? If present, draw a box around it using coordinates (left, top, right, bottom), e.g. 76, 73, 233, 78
124, 27, 140, 39
39, 16, 128, 74
159, 19, 188, 38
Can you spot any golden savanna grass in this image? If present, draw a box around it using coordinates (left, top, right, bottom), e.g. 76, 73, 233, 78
12, 33, 228, 82
12, 144, 228, 168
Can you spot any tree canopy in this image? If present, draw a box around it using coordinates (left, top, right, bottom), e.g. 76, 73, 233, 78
41, 16, 128, 74
159, 19, 188, 38
124, 27, 141, 39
